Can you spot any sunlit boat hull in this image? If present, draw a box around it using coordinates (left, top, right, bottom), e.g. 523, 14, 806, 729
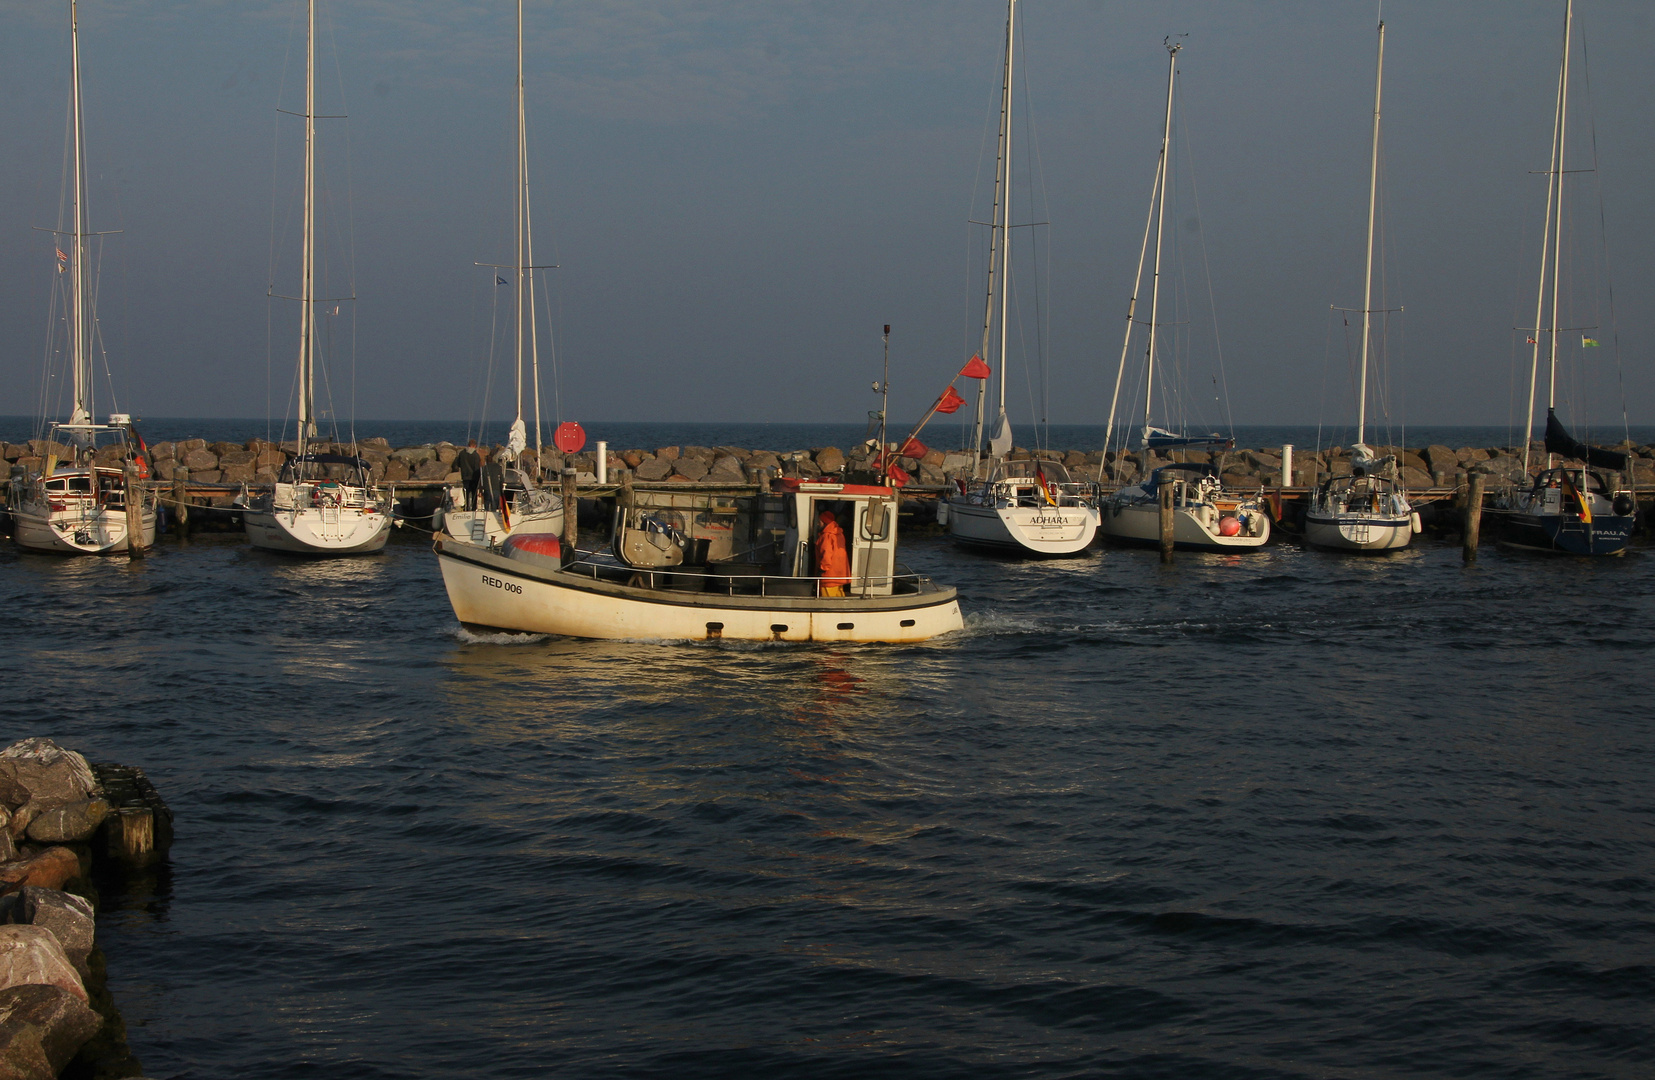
246, 506, 390, 555
1497, 511, 1633, 556
1100, 499, 1269, 551
10, 497, 156, 555
1303, 511, 1414, 552
944, 500, 1097, 556
434, 535, 962, 643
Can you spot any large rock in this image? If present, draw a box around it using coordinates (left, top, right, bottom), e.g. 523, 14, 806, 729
383, 459, 411, 483
746, 451, 780, 471
1400, 466, 1433, 489
413, 460, 450, 482
0, 850, 80, 894
14, 889, 94, 975
0, 926, 85, 1003
654, 446, 680, 462
217, 449, 256, 467
0, 984, 101, 1080
180, 449, 218, 471
634, 457, 674, 482
814, 447, 845, 474
22, 800, 107, 845
705, 456, 746, 484
673, 457, 709, 482
391, 446, 435, 465
0, 742, 97, 811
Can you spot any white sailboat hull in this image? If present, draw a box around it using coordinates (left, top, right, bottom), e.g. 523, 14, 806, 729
945, 499, 1097, 556
437, 487, 564, 548
1303, 511, 1414, 552
1100, 499, 1269, 550
435, 537, 962, 643
10, 498, 156, 555
246, 506, 390, 555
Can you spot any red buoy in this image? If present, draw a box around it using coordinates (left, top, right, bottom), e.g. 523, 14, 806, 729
1218, 516, 1242, 537
555, 421, 586, 454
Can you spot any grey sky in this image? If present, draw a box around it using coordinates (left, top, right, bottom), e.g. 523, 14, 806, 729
2, 1, 1651, 431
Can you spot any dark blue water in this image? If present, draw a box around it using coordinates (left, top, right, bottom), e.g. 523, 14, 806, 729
2, 528, 1652, 1079
7, 416, 1654, 455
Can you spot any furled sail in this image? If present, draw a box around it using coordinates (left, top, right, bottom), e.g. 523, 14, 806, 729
1544, 408, 1627, 471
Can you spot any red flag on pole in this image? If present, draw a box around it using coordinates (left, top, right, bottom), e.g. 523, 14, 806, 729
960, 354, 991, 379
934, 385, 968, 414
899, 437, 928, 459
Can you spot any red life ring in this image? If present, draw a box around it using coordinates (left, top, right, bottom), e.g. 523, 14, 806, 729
134, 455, 150, 480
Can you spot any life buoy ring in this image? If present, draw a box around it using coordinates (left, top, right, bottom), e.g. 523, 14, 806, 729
134, 455, 149, 480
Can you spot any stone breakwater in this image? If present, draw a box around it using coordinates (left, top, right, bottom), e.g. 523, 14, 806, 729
5, 436, 1654, 490
0, 737, 170, 1080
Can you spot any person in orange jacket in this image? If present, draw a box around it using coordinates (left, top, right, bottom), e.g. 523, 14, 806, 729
814, 508, 850, 597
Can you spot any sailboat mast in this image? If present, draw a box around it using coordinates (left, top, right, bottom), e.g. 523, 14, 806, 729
1099, 159, 1160, 481
971, 0, 1015, 470
1521, 1, 1571, 478
297, 0, 317, 453
1356, 21, 1384, 448
68, 0, 89, 428
1546, 0, 1572, 450
1142, 40, 1178, 444
995, 0, 1017, 433
514, 0, 526, 435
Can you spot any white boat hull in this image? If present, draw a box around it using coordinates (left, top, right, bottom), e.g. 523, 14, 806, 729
435, 537, 962, 643
945, 499, 1097, 556
246, 506, 390, 555
10, 499, 157, 555
1100, 499, 1269, 550
1303, 511, 1414, 552
439, 497, 564, 548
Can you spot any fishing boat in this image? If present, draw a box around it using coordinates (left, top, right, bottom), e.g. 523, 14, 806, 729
1303, 19, 1417, 553
8, 1, 157, 556
1494, 0, 1634, 556
435, 478, 962, 642
1097, 39, 1267, 552
243, 0, 390, 556
441, 0, 566, 547
943, 0, 1098, 557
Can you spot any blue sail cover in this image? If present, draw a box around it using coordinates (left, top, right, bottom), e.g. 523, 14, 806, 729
1142, 425, 1234, 450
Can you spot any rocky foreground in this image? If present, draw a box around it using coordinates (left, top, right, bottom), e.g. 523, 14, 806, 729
6, 436, 1654, 490
0, 738, 166, 1080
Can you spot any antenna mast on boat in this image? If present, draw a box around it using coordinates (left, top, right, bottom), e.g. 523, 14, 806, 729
1356, 20, 1384, 449
296, 0, 318, 455
1521, 0, 1572, 478
971, 0, 1017, 474
1140, 38, 1179, 449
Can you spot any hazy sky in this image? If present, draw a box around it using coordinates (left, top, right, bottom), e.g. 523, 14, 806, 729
2, 0, 1651, 433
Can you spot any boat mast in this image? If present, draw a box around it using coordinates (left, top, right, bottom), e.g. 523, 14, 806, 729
297, 0, 317, 456
68, 0, 90, 429
1099, 157, 1159, 481
1356, 21, 1384, 449
1522, 0, 1571, 479
971, 0, 1014, 473
514, 0, 527, 456
1141, 40, 1178, 447
1545, 0, 1572, 470
993, 0, 1016, 456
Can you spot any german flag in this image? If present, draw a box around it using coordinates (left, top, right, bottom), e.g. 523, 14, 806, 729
1561, 473, 1592, 524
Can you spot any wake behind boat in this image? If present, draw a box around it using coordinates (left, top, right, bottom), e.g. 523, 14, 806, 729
436, 478, 962, 643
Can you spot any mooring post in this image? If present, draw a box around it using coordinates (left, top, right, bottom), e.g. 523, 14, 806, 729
171, 466, 190, 536
1462, 471, 1485, 564
123, 463, 146, 558
1280, 444, 1293, 488
596, 440, 608, 485
1158, 477, 1175, 564
561, 466, 578, 564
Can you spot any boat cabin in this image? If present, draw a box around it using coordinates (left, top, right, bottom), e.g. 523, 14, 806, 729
612, 478, 904, 597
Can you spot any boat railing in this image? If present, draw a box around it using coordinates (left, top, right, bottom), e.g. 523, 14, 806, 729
555, 556, 930, 598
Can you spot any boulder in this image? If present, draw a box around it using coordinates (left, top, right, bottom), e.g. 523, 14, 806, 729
0, 850, 79, 894
680, 445, 715, 465
13, 889, 94, 975
621, 450, 647, 469
22, 800, 108, 845
27, 441, 72, 460
673, 457, 709, 482
190, 470, 223, 485
941, 453, 975, 474
634, 457, 674, 482
814, 447, 845, 474
383, 459, 411, 483
217, 449, 255, 467
654, 446, 680, 462
180, 449, 218, 471
0, 926, 85, 1003
413, 460, 450, 482
0, 983, 101, 1080
436, 445, 458, 466
918, 463, 946, 486
0, 741, 97, 811
359, 436, 391, 450
1, 444, 25, 462
219, 463, 254, 484
390, 446, 435, 465
1400, 466, 1433, 489
0, 833, 14, 866
747, 451, 780, 471
712, 445, 750, 461
705, 456, 746, 485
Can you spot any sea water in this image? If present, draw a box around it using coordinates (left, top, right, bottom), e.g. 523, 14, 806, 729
1, 523, 1650, 1078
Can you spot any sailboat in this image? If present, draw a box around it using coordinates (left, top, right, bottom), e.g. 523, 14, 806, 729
1497, 0, 1635, 556
440, 0, 565, 549
943, 0, 1099, 557
243, 0, 390, 556
8, 0, 157, 556
1098, 39, 1269, 552
1303, 19, 1418, 553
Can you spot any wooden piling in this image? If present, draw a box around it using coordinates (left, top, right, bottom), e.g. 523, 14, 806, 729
561, 467, 578, 564
123, 464, 146, 558
1158, 477, 1175, 563
171, 466, 190, 536
1462, 471, 1485, 564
